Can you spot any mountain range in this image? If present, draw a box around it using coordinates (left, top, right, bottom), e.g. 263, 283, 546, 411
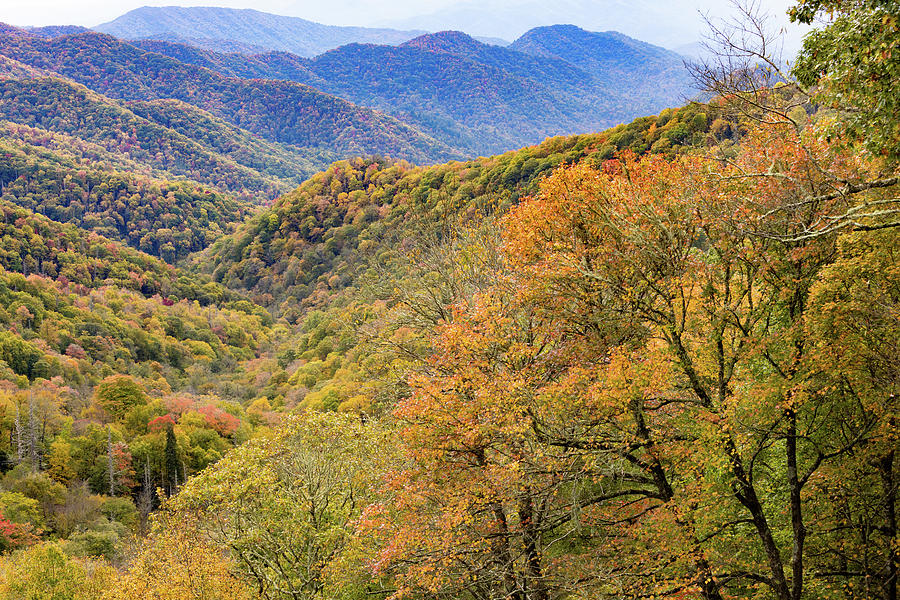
0, 11, 698, 157
0, 10, 717, 262
93, 6, 428, 57
100, 8, 697, 155
0, 5, 702, 254
0, 26, 457, 162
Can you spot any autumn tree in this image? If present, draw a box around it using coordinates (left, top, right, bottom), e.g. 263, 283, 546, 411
104, 527, 254, 600
498, 114, 899, 599
0, 511, 37, 553
791, 0, 900, 160
165, 412, 391, 600
93, 376, 148, 422
690, 0, 900, 239
0, 542, 116, 599
363, 278, 625, 600
803, 228, 900, 599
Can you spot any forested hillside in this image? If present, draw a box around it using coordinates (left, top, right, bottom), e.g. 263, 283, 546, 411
0, 197, 292, 577
0, 72, 338, 194
0, 26, 459, 164
131, 27, 697, 155
0, 78, 297, 196
509, 25, 693, 102
0, 76, 273, 261
0, 127, 248, 260
0, 2, 897, 600
199, 99, 723, 318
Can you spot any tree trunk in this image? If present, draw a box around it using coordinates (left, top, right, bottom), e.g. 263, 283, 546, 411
490, 502, 523, 600
724, 435, 791, 600
518, 494, 547, 600
787, 410, 806, 600
879, 451, 897, 600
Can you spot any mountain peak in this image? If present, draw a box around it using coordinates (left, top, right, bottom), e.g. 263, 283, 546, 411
524, 24, 587, 36
401, 30, 484, 55
511, 25, 679, 66
512, 25, 625, 56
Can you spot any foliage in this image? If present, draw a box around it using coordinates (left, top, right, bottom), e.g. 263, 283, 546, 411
165, 412, 393, 599
126, 98, 326, 186
203, 104, 723, 317
0, 29, 459, 164
0, 542, 116, 599
363, 281, 614, 599
0, 2, 897, 597
0, 264, 272, 386
0, 511, 37, 553
104, 526, 255, 600
0, 129, 247, 262
92, 376, 148, 422
792, 0, 900, 159
354, 80, 899, 600
196, 104, 731, 415
0, 200, 176, 293
0, 491, 41, 524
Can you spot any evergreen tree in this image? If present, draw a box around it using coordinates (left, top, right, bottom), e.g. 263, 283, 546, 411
164, 426, 179, 497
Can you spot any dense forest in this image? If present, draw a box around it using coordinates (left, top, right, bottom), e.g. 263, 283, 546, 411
198, 98, 722, 321
0, 77, 307, 196
132, 26, 695, 155
0, 26, 458, 164
0, 1, 897, 600
0, 129, 249, 261
0, 70, 336, 261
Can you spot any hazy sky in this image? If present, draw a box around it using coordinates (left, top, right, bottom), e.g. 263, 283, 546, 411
0, 0, 809, 49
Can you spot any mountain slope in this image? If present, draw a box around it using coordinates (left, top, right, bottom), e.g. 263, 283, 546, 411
131, 29, 697, 156
400, 29, 584, 83
188, 99, 727, 420
0, 27, 461, 164
509, 25, 694, 105
0, 67, 328, 260
124, 98, 333, 187
304, 37, 608, 155
129, 40, 323, 83
26, 25, 90, 38
0, 121, 251, 261
0, 76, 307, 198
199, 99, 724, 319
132, 35, 607, 155
0, 199, 279, 396
94, 6, 425, 57
0, 54, 47, 78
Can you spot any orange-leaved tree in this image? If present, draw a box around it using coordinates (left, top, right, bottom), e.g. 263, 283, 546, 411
362, 278, 622, 600
497, 118, 898, 600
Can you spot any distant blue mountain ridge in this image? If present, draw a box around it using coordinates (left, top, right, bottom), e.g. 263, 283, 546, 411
91, 8, 698, 156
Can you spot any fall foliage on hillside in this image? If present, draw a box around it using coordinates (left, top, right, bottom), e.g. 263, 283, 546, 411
0, 1, 897, 599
